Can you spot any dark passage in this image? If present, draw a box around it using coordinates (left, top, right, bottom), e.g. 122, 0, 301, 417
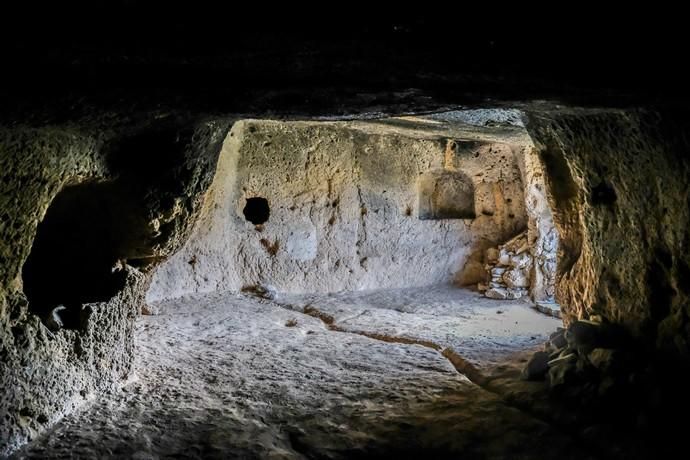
243, 197, 270, 225
22, 181, 147, 328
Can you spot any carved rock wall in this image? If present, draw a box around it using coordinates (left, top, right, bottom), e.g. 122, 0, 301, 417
148, 118, 529, 300
526, 108, 690, 354
0, 120, 228, 455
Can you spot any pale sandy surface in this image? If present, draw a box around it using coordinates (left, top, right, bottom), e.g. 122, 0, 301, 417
13, 287, 589, 460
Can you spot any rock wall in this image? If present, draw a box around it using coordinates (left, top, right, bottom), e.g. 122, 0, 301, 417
478, 142, 559, 305
517, 144, 559, 303
148, 118, 530, 300
0, 120, 228, 455
526, 108, 690, 353
8, 105, 688, 454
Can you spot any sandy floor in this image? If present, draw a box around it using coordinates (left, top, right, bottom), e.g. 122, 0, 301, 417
13, 286, 594, 459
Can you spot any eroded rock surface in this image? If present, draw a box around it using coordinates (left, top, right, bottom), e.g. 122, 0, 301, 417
273, 285, 560, 369
526, 109, 690, 353
12, 290, 584, 460
6, 105, 690, 457
0, 121, 229, 455
148, 117, 531, 301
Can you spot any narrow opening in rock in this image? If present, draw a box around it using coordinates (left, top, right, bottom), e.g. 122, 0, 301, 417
243, 197, 270, 225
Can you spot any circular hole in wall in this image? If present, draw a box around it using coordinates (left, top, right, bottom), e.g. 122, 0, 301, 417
243, 197, 270, 225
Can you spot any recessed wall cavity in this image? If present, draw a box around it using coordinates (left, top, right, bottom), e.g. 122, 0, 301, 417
21, 181, 143, 329
0, 120, 229, 456
418, 170, 476, 220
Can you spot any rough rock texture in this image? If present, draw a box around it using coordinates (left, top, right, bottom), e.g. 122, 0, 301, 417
526, 108, 690, 352
0, 120, 229, 455
9, 105, 690, 456
12, 290, 584, 460
148, 117, 530, 300
516, 142, 559, 303
454, 109, 559, 305
1, 110, 548, 455
272, 285, 560, 369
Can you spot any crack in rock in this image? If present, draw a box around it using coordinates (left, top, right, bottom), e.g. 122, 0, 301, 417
270, 297, 584, 446
290, 301, 488, 387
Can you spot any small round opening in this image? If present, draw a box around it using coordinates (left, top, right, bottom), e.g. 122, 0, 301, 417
243, 197, 270, 225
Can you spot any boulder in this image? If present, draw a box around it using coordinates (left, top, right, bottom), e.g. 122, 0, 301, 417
522, 351, 550, 380
485, 287, 526, 300
549, 363, 575, 388
485, 287, 508, 300
515, 241, 530, 254
565, 320, 601, 353
502, 232, 528, 252
548, 356, 577, 388
505, 288, 527, 299
588, 348, 617, 372
548, 352, 577, 367
536, 300, 561, 318
497, 251, 511, 266
509, 252, 531, 269
549, 328, 567, 349
491, 267, 506, 276
503, 269, 530, 288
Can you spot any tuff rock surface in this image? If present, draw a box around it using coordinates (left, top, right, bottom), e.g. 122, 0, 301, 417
148, 117, 532, 300
0, 120, 229, 455
12, 288, 577, 460
4, 106, 690, 457
526, 108, 690, 351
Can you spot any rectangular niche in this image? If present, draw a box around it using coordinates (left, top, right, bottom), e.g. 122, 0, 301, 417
418, 169, 476, 220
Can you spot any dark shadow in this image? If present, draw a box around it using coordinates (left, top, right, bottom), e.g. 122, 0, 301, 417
591, 181, 617, 206
243, 197, 270, 225
539, 144, 582, 276
22, 181, 148, 329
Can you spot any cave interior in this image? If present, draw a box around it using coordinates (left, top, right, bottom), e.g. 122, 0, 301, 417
2, 6, 690, 460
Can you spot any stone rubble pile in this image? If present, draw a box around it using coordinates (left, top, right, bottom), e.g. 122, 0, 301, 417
522, 316, 640, 404
519, 318, 690, 457
479, 231, 532, 300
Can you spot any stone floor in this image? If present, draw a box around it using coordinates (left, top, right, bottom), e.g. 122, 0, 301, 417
274, 285, 560, 369
12, 286, 597, 459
